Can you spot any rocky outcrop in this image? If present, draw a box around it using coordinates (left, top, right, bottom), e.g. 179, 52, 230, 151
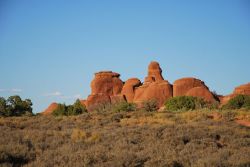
86, 71, 124, 109
86, 94, 111, 107
133, 62, 173, 107
134, 80, 173, 107
173, 77, 217, 102
145, 61, 164, 82
233, 83, 250, 95
220, 83, 250, 105
173, 78, 206, 97
91, 71, 123, 95
41, 102, 58, 115
41, 61, 249, 114
121, 78, 141, 102
186, 86, 216, 102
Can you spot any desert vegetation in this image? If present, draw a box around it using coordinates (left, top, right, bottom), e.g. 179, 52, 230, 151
0, 95, 33, 117
222, 95, 250, 110
0, 95, 250, 167
52, 99, 87, 116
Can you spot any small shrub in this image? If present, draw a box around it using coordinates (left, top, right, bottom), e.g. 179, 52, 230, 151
222, 95, 250, 110
52, 104, 67, 116
165, 96, 207, 111
71, 129, 100, 143
52, 99, 87, 116
71, 129, 87, 142
222, 110, 238, 121
112, 101, 136, 113
141, 99, 158, 112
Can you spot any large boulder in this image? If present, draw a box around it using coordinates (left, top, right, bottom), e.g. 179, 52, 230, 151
173, 77, 217, 102
86, 71, 124, 110
134, 80, 173, 107
91, 71, 123, 96
173, 77, 206, 97
121, 78, 142, 102
86, 94, 111, 108
41, 102, 58, 115
186, 86, 216, 102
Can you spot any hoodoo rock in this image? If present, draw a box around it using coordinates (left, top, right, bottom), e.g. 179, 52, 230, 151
41, 102, 58, 115
121, 78, 142, 102
173, 77, 217, 102
145, 61, 164, 83
133, 61, 173, 107
86, 71, 124, 109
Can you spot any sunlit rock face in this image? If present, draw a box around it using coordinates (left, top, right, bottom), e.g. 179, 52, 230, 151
86, 71, 124, 110
173, 77, 217, 102
133, 61, 173, 108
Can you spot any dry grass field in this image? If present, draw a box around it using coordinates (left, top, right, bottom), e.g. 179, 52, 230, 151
0, 109, 250, 167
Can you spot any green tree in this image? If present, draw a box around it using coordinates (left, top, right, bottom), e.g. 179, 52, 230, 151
7, 95, 33, 116
52, 103, 67, 116
0, 97, 8, 116
71, 99, 87, 115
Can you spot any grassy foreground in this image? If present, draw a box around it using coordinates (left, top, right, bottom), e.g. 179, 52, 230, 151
0, 109, 250, 167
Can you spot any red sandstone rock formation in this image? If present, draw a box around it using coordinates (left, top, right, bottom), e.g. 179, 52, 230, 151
80, 100, 87, 107
41, 102, 58, 115
220, 83, 250, 105
121, 78, 141, 102
173, 77, 217, 102
41, 62, 249, 114
173, 78, 206, 97
91, 71, 123, 95
233, 83, 250, 95
86, 94, 111, 107
133, 61, 173, 107
186, 86, 216, 102
145, 61, 164, 82
86, 71, 124, 109
134, 80, 173, 107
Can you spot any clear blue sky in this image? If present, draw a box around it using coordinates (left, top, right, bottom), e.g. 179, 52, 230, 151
1, 0, 250, 113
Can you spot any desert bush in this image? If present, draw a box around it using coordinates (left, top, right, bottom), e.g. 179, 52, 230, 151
52, 103, 67, 116
165, 96, 207, 111
71, 128, 87, 142
52, 99, 87, 116
112, 101, 136, 113
221, 110, 238, 121
71, 129, 100, 143
0, 110, 249, 167
222, 95, 250, 110
68, 99, 87, 115
141, 99, 158, 112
